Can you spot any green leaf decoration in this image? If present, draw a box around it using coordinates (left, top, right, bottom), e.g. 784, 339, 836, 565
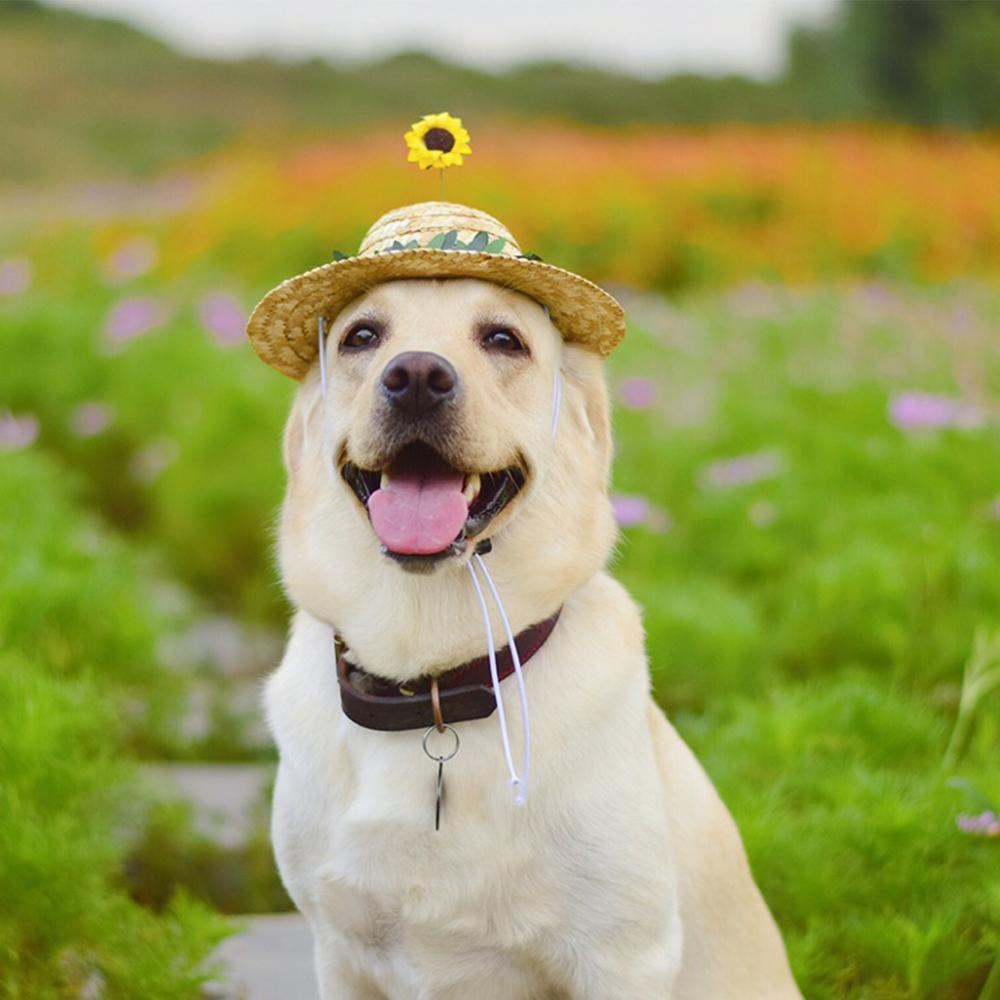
405, 239, 420, 249
467, 231, 490, 252
485, 238, 507, 254
518, 252, 544, 262
425, 232, 448, 249
332, 250, 351, 261
440, 230, 459, 250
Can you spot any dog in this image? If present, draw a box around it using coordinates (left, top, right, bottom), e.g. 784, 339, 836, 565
260, 268, 802, 998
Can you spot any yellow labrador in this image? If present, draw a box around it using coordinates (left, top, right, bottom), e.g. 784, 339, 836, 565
265, 278, 801, 998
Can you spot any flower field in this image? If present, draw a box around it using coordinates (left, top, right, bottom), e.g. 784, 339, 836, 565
76, 124, 1000, 291
2, 123, 1000, 997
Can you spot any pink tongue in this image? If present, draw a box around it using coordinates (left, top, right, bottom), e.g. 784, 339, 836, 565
368, 468, 468, 555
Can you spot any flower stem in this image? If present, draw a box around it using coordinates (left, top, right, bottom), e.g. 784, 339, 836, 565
978, 953, 1000, 1000
943, 626, 1000, 770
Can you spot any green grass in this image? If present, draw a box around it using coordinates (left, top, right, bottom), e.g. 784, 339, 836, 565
0, 287, 292, 624
2, 235, 999, 993
0, 450, 186, 751
607, 287, 1000, 997
0, 451, 231, 998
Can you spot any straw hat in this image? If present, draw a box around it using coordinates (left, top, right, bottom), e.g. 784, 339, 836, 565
246, 201, 625, 380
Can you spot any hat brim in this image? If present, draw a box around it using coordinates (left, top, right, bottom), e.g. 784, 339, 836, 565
246, 248, 625, 380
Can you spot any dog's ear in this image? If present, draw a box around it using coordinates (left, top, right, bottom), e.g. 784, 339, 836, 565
561, 344, 613, 480
282, 376, 323, 483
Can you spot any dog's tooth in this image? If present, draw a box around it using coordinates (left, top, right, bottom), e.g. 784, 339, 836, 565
380, 471, 389, 490
463, 473, 481, 503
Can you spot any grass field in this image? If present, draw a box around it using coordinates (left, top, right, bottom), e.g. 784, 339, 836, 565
2, 127, 1000, 996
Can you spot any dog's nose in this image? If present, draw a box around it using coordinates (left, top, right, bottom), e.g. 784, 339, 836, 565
380, 351, 458, 416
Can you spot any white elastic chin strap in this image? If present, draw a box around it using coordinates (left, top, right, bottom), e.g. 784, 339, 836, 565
319, 308, 562, 809
318, 315, 328, 400
467, 304, 560, 808
466, 556, 531, 806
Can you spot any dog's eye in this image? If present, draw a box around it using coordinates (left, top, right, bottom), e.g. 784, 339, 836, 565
481, 327, 526, 354
341, 325, 381, 352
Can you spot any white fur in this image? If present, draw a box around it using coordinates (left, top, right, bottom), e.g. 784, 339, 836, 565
264, 279, 801, 998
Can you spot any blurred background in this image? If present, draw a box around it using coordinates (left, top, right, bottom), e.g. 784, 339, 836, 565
1, 1, 999, 997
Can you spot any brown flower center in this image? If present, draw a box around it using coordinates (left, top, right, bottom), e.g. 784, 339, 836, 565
423, 127, 456, 153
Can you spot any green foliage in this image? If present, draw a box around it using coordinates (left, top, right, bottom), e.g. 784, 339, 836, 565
607, 286, 1000, 996
944, 628, 1000, 771
685, 678, 998, 998
0, 293, 292, 624
0, 450, 232, 995
787, 0, 1000, 127
614, 291, 1000, 707
0, 449, 184, 750
0, 653, 230, 998
129, 799, 291, 916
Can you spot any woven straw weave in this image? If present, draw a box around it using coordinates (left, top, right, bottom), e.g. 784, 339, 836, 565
246, 202, 625, 380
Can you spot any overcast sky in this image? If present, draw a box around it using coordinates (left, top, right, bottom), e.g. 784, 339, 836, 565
44, 0, 840, 79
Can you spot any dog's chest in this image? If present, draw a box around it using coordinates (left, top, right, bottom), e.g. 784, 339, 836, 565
274, 731, 601, 994
288, 723, 565, 929
276, 712, 667, 949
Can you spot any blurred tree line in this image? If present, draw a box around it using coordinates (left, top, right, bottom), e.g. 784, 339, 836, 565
787, 0, 1000, 128
0, 0, 998, 183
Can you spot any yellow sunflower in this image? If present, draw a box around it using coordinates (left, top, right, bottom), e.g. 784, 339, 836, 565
404, 112, 472, 170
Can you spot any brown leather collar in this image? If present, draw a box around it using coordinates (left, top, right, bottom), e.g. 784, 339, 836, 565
337, 609, 561, 732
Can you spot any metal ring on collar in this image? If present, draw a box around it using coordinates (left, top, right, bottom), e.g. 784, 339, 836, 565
422, 724, 460, 762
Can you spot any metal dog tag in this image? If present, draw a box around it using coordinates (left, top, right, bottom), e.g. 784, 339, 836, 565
434, 760, 445, 831
422, 725, 459, 832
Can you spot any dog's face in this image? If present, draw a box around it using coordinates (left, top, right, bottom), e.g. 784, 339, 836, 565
333, 278, 559, 569
280, 278, 616, 675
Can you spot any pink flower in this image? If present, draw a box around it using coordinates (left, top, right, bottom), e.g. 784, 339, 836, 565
611, 494, 671, 532
103, 296, 167, 345
889, 392, 984, 431
859, 281, 898, 309
612, 494, 649, 526
617, 377, 658, 410
0, 258, 32, 296
103, 236, 158, 282
700, 450, 783, 491
727, 281, 781, 319
130, 439, 179, 483
956, 811, 1000, 837
70, 401, 115, 438
748, 499, 777, 527
198, 291, 246, 347
0, 411, 38, 451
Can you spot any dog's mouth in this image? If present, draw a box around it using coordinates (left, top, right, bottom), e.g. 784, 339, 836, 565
341, 442, 527, 565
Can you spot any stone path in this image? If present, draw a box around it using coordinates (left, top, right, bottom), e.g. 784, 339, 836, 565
143, 763, 273, 849
212, 913, 318, 1000
146, 614, 315, 997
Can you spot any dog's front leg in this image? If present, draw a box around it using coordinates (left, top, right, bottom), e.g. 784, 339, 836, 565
594, 944, 681, 1000
312, 933, 387, 1000
547, 919, 683, 1000
572, 952, 681, 1000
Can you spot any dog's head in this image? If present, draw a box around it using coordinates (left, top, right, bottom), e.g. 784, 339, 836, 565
279, 278, 616, 675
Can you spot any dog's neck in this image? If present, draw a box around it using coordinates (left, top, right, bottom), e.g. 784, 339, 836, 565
298, 531, 599, 684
